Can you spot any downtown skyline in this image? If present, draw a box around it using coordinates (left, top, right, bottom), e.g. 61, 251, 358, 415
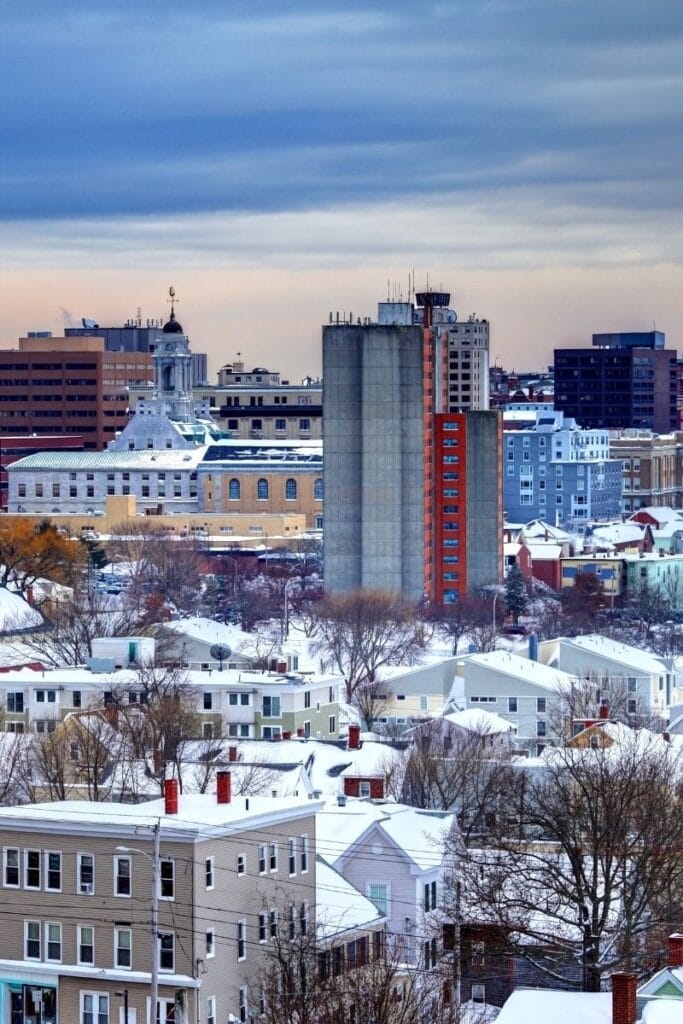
1, 0, 683, 380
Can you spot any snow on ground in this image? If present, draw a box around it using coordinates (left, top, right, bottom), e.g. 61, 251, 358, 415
0, 588, 43, 632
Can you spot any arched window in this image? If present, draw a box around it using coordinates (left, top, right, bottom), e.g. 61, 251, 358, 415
257, 479, 269, 500
285, 478, 297, 500
314, 478, 323, 501
228, 479, 240, 500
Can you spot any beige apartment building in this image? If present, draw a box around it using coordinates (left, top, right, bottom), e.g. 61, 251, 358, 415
610, 429, 683, 511
0, 780, 320, 1024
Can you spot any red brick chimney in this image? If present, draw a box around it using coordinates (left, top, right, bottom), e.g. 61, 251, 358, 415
668, 933, 683, 968
348, 724, 361, 750
611, 973, 637, 1024
599, 703, 609, 720
164, 778, 178, 815
216, 770, 231, 805
228, 745, 238, 763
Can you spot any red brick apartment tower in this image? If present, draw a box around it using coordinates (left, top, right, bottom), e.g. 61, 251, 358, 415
433, 410, 503, 604
417, 291, 449, 603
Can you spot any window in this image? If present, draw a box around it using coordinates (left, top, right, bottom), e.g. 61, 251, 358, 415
508, 697, 518, 713
536, 697, 546, 714
300, 901, 308, 936
275, 418, 286, 431
537, 720, 547, 737
25, 849, 41, 889
328, 715, 336, 734
81, 992, 109, 1024
114, 855, 131, 896
25, 919, 41, 959
44, 921, 62, 962
628, 699, 638, 714
258, 844, 267, 874
159, 932, 175, 972
367, 882, 389, 915
259, 912, 267, 942
300, 835, 309, 873
46, 851, 62, 891
627, 677, 637, 692
78, 925, 95, 965
314, 478, 323, 500
299, 418, 311, 431
289, 838, 296, 875
237, 853, 246, 876
237, 920, 246, 960
203, 692, 213, 710
424, 880, 437, 911
285, 478, 297, 500
269, 909, 277, 939
263, 695, 281, 718
77, 853, 94, 894
471, 984, 486, 1004
424, 937, 438, 970
159, 859, 174, 900
472, 940, 485, 966
206, 928, 215, 958
7, 692, 24, 713
269, 842, 278, 871
257, 478, 269, 500
207, 997, 216, 1024
115, 927, 131, 969
239, 987, 248, 1024
4, 847, 19, 887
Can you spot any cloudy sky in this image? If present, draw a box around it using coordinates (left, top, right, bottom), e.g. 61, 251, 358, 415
1, 0, 682, 379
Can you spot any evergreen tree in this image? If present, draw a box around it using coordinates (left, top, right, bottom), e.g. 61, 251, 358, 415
505, 564, 528, 624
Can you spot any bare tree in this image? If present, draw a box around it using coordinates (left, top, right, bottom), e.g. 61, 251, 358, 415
353, 680, 395, 732
106, 522, 206, 616
310, 589, 427, 703
428, 594, 491, 655
457, 732, 683, 990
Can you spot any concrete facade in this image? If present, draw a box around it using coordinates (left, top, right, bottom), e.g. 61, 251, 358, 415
323, 320, 427, 599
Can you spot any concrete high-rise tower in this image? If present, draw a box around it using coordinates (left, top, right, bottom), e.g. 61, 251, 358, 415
323, 292, 502, 603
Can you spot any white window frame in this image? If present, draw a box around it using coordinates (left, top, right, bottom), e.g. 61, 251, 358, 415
24, 848, 41, 890
206, 928, 215, 959
78, 852, 95, 895
158, 931, 175, 973
25, 919, 41, 960
258, 912, 267, 943
237, 852, 246, 877
288, 838, 296, 876
207, 996, 216, 1024
269, 842, 278, 872
114, 855, 132, 898
258, 844, 266, 874
45, 850, 62, 892
45, 921, 62, 963
81, 991, 109, 1024
237, 920, 246, 961
3, 846, 19, 887
115, 926, 132, 970
300, 834, 309, 874
367, 881, 390, 916
78, 924, 95, 966
205, 856, 214, 890
159, 858, 174, 901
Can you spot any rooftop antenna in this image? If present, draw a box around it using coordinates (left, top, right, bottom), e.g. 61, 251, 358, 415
386, 279, 391, 302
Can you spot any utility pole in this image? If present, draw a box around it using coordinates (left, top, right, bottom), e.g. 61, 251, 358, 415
151, 821, 160, 1024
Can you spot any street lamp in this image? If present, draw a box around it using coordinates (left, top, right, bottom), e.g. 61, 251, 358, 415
116, 822, 160, 1024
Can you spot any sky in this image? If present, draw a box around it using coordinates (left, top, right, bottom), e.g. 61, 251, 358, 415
1, 0, 683, 380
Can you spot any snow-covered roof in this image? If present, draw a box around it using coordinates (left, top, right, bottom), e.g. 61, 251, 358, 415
316, 802, 451, 872
0, 589, 43, 632
8, 448, 207, 472
316, 855, 385, 938
589, 522, 645, 547
641, 1000, 683, 1024
340, 740, 404, 779
556, 634, 668, 676
442, 708, 517, 734
459, 650, 576, 693
495, 990, 611, 1024
160, 616, 256, 653
525, 542, 563, 560
0, 792, 320, 840
521, 519, 575, 543
629, 506, 683, 526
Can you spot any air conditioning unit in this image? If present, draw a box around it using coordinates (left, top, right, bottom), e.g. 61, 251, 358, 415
81, 883, 94, 895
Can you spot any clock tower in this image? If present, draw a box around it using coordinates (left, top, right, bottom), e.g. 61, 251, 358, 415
153, 289, 194, 421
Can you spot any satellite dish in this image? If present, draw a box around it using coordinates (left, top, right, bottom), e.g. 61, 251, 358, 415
209, 644, 231, 670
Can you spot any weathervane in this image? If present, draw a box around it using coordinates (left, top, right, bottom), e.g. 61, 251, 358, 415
167, 285, 179, 319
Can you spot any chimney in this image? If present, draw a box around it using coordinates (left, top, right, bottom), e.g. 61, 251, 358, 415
611, 973, 637, 1024
228, 745, 238, 763
282, 730, 291, 740
599, 703, 609, 720
296, 727, 304, 737
348, 724, 361, 750
216, 770, 231, 805
164, 778, 178, 815
668, 933, 683, 968
528, 634, 539, 662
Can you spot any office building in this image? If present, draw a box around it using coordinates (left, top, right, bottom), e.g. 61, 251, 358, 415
0, 336, 151, 449
609, 429, 683, 512
554, 331, 677, 432
323, 292, 501, 603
